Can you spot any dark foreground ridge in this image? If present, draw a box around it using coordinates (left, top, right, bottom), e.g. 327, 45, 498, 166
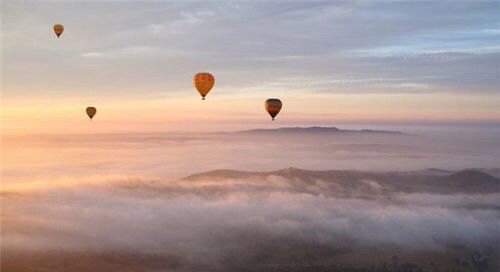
235, 126, 406, 135
182, 167, 500, 194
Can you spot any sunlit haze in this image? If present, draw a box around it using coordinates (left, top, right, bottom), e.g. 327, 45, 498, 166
2, 1, 499, 133
1, 1, 500, 272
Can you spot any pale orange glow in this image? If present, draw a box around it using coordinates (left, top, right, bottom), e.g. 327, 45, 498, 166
0, 175, 153, 193
2, 92, 499, 134
2, 2, 500, 271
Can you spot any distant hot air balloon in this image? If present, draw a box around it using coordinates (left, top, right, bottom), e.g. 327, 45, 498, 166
53, 24, 64, 38
86, 107, 97, 120
193, 72, 215, 100
265, 99, 282, 121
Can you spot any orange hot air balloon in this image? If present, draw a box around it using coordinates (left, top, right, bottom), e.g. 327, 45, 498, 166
265, 98, 282, 121
53, 24, 64, 38
86, 107, 97, 120
193, 72, 215, 100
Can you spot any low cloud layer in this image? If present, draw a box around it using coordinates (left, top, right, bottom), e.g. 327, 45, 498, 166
3, 127, 500, 185
2, 128, 500, 270
2, 170, 499, 271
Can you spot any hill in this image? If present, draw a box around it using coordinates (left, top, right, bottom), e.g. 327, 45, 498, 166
234, 126, 406, 135
182, 167, 500, 195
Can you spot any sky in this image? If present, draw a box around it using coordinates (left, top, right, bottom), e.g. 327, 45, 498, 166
2, 3, 500, 269
1, 1, 500, 133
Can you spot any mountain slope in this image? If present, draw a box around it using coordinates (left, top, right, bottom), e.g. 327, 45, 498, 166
182, 167, 500, 195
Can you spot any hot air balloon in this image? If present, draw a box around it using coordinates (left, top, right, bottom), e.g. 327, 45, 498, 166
53, 24, 64, 38
193, 72, 215, 100
86, 107, 97, 120
265, 98, 282, 121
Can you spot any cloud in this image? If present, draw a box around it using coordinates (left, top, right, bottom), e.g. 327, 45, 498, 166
3, 129, 500, 186
2, 174, 499, 269
81, 51, 105, 58
2, 129, 500, 270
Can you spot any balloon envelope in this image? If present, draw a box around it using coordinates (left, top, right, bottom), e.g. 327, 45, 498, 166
193, 73, 215, 100
53, 24, 64, 38
86, 107, 97, 120
265, 98, 282, 120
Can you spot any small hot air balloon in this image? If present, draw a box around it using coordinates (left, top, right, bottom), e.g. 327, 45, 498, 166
53, 24, 64, 38
265, 98, 282, 121
86, 107, 97, 120
193, 72, 215, 100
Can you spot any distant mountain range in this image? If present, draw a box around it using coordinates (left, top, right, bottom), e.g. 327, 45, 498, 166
234, 126, 406, 135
